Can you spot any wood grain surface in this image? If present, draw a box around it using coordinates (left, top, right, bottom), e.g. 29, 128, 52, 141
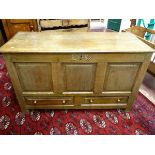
0, 32, 154, 53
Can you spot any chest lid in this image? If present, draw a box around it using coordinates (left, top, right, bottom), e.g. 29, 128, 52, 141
0, 32, 154, 53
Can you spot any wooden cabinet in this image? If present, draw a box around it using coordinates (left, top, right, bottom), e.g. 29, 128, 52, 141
62, 19, 88, 26
0, 30, 5, 46
39, 19, 89, 32
39, 19, 88, 28
2, 19, 38, 40
0, 32, 153, 112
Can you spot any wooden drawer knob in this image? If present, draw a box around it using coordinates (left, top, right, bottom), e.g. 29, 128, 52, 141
62, 100, 66, 104
33, 100, 37, 104
117, 98, 121, 102
89, 99, 93, 103
30, 25, 34, 31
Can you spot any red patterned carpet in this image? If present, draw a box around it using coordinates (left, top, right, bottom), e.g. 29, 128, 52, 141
0, 55, 155, 135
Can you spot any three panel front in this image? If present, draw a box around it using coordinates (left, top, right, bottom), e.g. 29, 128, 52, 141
14, 61, 141, 95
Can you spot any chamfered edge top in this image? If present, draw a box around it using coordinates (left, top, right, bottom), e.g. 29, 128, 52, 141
0, 32, 154, 53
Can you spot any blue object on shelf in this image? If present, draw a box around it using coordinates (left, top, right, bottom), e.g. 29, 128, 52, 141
145, 19, 155, 40
137, 19, 155, 40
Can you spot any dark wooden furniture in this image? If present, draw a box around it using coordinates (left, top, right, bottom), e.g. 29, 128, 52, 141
0, 20, 6, 46
0, 30, 5, 46
2, 19, 89, 40
0, 32, 153, 112
2, 19, 38, 40
130, 19, 137, 27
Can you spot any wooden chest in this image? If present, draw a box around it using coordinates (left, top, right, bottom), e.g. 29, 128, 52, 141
0, 32, 153, 112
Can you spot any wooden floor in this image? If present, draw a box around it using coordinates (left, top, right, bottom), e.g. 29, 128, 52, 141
140, 72, 155, 104
143, 72, 155, 90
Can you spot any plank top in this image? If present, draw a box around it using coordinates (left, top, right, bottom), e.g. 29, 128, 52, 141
0, 32, 154, 53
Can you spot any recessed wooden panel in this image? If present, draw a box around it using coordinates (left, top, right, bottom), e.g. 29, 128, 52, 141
63, 63, 96, 92
104, 63, 140, 91
15, 62, 53, 91
11, 23, 32, 33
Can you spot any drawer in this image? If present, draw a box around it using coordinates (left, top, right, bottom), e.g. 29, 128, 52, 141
61, 27, 88, 32
25, 97, 73, 105
40, 20, 62, 28
69, 19, 88, 26
83, 96, 128, 104
62, 20, 69, 26
62, 20, 88, 26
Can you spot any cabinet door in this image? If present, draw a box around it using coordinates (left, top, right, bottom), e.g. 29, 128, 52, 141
103, 63, 140, 92
2, 19, 38, 40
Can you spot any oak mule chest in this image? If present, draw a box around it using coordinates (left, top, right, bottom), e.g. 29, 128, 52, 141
0, 32, 153, 112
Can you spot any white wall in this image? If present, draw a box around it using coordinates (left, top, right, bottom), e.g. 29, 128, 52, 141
119, 19, 131, 31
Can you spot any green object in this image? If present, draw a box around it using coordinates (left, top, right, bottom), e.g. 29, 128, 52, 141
137, 19, 147, 27
137, 19, 155, 40
145, 19, 155, 40
107, 19, 122, 32
137, 19, 142, 27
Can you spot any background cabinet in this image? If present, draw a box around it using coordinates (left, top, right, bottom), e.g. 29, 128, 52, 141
38, 19, 89, 32
1, 19, 89, 40
2, 19, 38, 40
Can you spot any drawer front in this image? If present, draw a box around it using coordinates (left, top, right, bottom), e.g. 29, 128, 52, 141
40, 20, 62, 28
62, 20, 69, 26
69, 19, 88, 26
25, 97, 73, 105
83, 96, 128, 104
62, 20, 88, 26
